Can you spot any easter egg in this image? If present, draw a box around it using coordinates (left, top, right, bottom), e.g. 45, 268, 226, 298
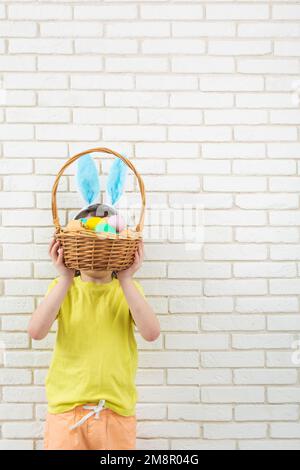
108, 215, 126, 233
95, 222, 116, 234
83, 216, 105, 230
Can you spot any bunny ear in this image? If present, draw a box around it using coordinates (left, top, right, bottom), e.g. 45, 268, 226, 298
106, 157, 127, 206
76, 153, 100, 205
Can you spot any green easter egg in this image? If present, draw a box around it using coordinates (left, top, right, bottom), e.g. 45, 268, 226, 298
95, 222, 116, 234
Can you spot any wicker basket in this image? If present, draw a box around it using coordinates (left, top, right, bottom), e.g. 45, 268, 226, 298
51, 147, 145, 272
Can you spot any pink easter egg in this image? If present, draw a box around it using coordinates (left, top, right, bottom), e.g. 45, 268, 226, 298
108, 214, 126, 233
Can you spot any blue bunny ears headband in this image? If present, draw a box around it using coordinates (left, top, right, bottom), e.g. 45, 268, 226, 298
75, 153, 128, 212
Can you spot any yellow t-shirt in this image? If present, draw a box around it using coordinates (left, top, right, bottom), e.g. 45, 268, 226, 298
44, 275, 145, 416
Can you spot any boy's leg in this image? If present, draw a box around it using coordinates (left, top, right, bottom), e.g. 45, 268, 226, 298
105, 409, 137, 450
44, 407, 89, 450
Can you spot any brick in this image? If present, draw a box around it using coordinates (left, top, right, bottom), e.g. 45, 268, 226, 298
267, 352, 296, 368
203, 176, 266, 192
236, 194, 298, 210
232, 334, 295, 350
236, 93, 293, 108
238, 59, 299, 74
35, 125, 99, 141
205, 109, 267, 124
72, 75, 134, 91
206, 4, 269, 19
273, 5, 300, 19
203, 423, 267, 439
75, 39, 138, 54
204, 210, 266, 226
0, 404, 33, 420
168, 369, 232, 386
141, 4, 203, 20
40, 22, 103, 37
141, 110, 203, 126
0, 297, 34, 314
173, 57, 234, 73
138, 422, 198, 438
39, 91, 103, 108
234, 369, 297, 385
204, 244, 267, 261
107, 22, 170, 38
171, 92, 233, 108
106, 57, 168, 72
136, 75, 197, 91
202, 315, 265, 332
268, 388, 300, 404
4, 352, 51, 367
0, 22, 37, 37
236, 297, 298, 314
235, 125, 297, 141
234, 262, 297, 278
271, 424, 300, 439
168, 262, 231, 279
268, 315, 300, 332
138, 386, 199, 404
173, 22, 235, 38
209, 40, 271, 55
142, 39, 205, 54
8, 4, 72, 20
202, 387, 265, 403
74, 5, 137, 20
165, 334, 229, 351
205, 279, 267, 296
170, 296, 233, 314
9, 39, 72, 54
202, 143, 265, 159
0, 440, 33, 450
139, 352, 198, 368
169, 126, 231, 142
5, 73, 68, 90
202, 352, 264, 368
6, 107, 70, 123
168, 405, 232, 422
2, 422, 44, 439
238, 22, 300, 38
0, 369, 31, 385
38, 56, 103, 72
103, 126, 166, 142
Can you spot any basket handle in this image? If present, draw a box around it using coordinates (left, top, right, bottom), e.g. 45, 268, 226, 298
51, 147, 146, 233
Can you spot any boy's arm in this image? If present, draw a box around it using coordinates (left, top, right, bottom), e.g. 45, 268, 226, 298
28, 276, 72, 340
120, 278, 160, 342
28, 237, 75, 340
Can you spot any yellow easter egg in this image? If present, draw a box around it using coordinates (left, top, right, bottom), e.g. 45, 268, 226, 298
84, 217, 105, 230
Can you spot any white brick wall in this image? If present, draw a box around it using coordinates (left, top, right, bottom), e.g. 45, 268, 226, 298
0, 0, 300, 451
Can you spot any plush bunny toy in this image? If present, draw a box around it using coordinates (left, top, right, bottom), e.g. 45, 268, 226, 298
67, 153, 128, 236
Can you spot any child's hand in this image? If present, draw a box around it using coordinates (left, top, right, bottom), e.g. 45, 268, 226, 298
117, 240, 144, 282
49, 237, 75, 280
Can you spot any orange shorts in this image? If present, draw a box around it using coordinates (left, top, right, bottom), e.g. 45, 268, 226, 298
44, 403, 136, 450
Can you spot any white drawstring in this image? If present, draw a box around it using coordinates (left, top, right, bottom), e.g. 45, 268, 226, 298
69, 399, 106, 430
